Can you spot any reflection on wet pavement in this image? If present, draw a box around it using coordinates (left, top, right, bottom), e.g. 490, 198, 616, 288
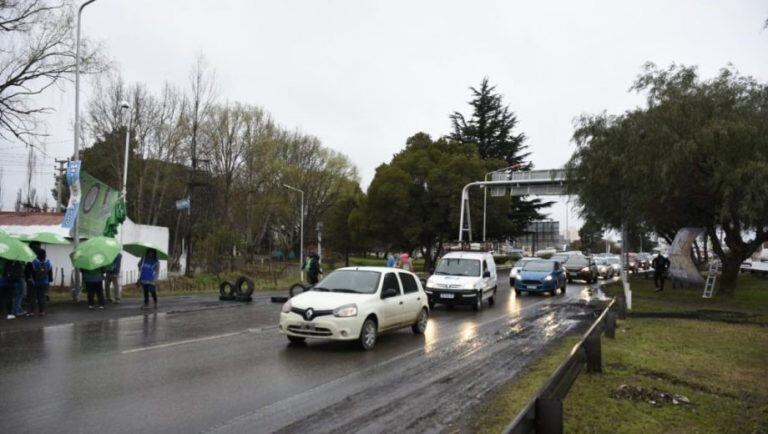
0, 274, 613, 434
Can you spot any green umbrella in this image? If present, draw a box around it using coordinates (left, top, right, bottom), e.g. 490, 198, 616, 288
123, 241, 168, 260
8, 233, 30, 241
25, 232, 71, 245
70, 236, 122, 271
0, 233, 36, 262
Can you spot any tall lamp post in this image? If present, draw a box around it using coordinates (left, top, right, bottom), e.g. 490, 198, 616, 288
282, 184, 304, 282
119, 101, 131, 203
71, 0, 98, 298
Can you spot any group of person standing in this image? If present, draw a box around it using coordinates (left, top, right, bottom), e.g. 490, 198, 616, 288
386, 252, 414, 271
77, 249, 160, 310
1, 242, 53, 319
1, 247, 162, 319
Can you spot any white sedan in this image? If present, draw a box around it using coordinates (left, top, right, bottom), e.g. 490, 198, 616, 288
279, 267, 430, 350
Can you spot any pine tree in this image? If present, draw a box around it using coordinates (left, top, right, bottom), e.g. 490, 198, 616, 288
450, 77, 552, 239
450, 77, 530, 165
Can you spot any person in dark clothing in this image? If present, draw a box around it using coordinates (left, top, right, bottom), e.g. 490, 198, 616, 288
82, 268, 106, 310
5, 260, 27, 316
652, 253, 671, 291
29, 250, 53, 316
138, 249, 160, 309
1, 258, 15, 320
306, 251, 322, 285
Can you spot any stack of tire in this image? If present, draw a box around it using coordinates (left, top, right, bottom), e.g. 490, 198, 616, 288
219, 276, 255, 302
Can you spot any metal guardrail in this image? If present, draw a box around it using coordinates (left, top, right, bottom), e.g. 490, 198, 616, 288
502, 297, 626, 434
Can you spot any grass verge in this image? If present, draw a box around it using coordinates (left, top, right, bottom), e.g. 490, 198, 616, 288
473, 275, 768, 433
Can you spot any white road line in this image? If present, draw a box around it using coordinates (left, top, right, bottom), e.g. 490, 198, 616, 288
121, 327, 274, 354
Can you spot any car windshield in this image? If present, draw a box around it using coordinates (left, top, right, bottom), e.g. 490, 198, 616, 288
523, 260, 555, 272
313, 270, 381, 294
566, 257, 589, 267
595, 258, 609, 265
514, 259, 531, 268
606, 258, 620, 264
434, 258, 480, 276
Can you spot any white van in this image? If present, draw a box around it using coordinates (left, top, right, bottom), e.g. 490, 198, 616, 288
424, 251, 498, 311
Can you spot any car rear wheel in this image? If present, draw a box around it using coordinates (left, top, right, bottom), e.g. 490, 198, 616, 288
488, 288, 496, 307
514, 288, 521, 296
561, 282, 567, 295
428, 300, 435, 310
412, 308, 428, 334
472, 291, 483, 312
359, 317, 377, 351
287, 336, 305, 344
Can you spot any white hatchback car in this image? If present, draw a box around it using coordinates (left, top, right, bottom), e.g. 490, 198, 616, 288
279, 267, 429, 350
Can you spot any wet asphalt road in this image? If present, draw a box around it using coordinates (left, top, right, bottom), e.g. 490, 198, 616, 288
0, 271, 610, 433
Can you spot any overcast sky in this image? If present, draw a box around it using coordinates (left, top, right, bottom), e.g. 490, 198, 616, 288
2, 0, 767, 239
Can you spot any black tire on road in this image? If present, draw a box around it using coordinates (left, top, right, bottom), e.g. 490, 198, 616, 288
428, 300, 435, 310
488, 288, 496, 307
515, 288, 521, 296
219, 281, 236, 298
287, 336, 305, 344
235, 276, 255, 296
472, 291, 483, 312
289, 283, 308, 298
359, 317, 378, 351
412, 308, 428, 334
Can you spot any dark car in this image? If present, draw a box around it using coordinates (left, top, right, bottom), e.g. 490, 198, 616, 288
564, 255, 598, 283
513, 260, 566, 296
626, 253, 640, 273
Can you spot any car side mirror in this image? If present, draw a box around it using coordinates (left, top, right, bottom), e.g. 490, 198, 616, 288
483, 271, 491, 278
381, 287, 398, 299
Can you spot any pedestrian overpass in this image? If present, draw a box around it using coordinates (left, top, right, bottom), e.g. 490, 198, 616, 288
459, 168, 568, 241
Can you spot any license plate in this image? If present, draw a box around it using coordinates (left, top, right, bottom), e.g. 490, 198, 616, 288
440, 293, 455, 299
527, 285, 538, 290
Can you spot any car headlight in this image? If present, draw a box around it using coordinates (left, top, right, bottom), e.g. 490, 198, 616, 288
333, 304, 358, 318
581, 267, 589, 272
281, 300, 292, 313
544, 275, 553, 281
510, 271, 518, 279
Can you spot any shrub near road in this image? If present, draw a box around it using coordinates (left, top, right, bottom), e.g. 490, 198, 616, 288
474, 276, 768, 433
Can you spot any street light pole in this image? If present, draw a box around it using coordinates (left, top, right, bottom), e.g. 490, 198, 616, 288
282, 184, 304, 282
119, 101, 131, 203
71, 0, 97, 298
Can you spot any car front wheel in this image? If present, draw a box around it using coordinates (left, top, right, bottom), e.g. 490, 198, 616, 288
472, 291, 483, 312
359, 317, 378, 351
412, 308, 428, 334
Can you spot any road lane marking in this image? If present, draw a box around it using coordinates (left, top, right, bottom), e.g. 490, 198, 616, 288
120, 326, 277, 354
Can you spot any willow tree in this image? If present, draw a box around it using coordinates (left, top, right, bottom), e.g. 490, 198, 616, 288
567, 63, 768, 294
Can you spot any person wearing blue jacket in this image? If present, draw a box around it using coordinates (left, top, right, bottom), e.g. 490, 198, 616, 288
138, 249, 160, 309
29, 250, 53, 316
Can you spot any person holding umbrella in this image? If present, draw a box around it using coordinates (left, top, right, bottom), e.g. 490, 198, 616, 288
70, 236, 121, 310
0, 233, 36, 319
138, 249, 160, 309
29, 250, 53, 316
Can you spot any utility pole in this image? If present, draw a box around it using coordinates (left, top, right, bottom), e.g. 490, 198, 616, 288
54, 159, 67, 211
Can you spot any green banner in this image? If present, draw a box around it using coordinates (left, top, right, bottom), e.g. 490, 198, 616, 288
77, 171, 121, 238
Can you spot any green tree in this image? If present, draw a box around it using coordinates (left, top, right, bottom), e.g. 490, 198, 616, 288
567, 63, 768, 294
324, 179, 366, 266
450, 78, 552, 240
365, 133, 487, 270
578, 215, 604, 254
